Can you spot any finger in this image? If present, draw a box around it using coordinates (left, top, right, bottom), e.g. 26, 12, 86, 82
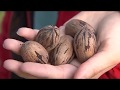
20, 62, 78, 79
91, 64, 117, 79
3, 60, 38, 79
3, 39, 23, 55
17, 27, 39, 40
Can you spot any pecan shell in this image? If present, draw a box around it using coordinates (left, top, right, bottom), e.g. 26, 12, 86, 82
20, 41, 49, 64
34, 25, 60, 53
65, 19, 95, 37
50, 35, 74, 65
74, 28, 96, 63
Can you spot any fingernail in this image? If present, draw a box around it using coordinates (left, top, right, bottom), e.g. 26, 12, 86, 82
16, 28, 21, 35
16, 27, 27, 35
2, 39, 7, 49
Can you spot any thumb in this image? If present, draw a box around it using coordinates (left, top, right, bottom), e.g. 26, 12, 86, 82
73, 51, 118, 79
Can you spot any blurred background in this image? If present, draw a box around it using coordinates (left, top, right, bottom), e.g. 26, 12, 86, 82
0, 11, 80, 79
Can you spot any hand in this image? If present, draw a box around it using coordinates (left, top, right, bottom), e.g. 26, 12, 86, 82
3, 11, 120, 79
3, 27, 81, 79
72, 11, 120, 79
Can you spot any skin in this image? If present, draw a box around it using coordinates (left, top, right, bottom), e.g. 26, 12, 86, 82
3, 11, 120, 79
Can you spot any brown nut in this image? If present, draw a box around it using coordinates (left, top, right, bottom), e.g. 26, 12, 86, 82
74, 28, 97, 63
50, 35, 74, 65
20, 41, 49, 64
65, 19, 95, 37
34, 25, 60, 53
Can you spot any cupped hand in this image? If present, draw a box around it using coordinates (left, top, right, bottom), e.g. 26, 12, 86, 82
3, 27, 80, 79
73, 12, 120, 79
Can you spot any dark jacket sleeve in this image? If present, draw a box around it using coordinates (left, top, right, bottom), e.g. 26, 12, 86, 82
9, 11, 33, 79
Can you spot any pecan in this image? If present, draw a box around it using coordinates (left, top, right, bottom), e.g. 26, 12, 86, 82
50, 35, 74, 65
20, 41, 49, 64
34, 25, 60, 53
74, 28, 96, 63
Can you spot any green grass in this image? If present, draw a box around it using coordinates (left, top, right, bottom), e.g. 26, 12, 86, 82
0, 11, 5, 34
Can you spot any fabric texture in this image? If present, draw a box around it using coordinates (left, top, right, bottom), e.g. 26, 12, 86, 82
0, 11, 12, 79
99, 63, 120, 79
9, 11, 33, 79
